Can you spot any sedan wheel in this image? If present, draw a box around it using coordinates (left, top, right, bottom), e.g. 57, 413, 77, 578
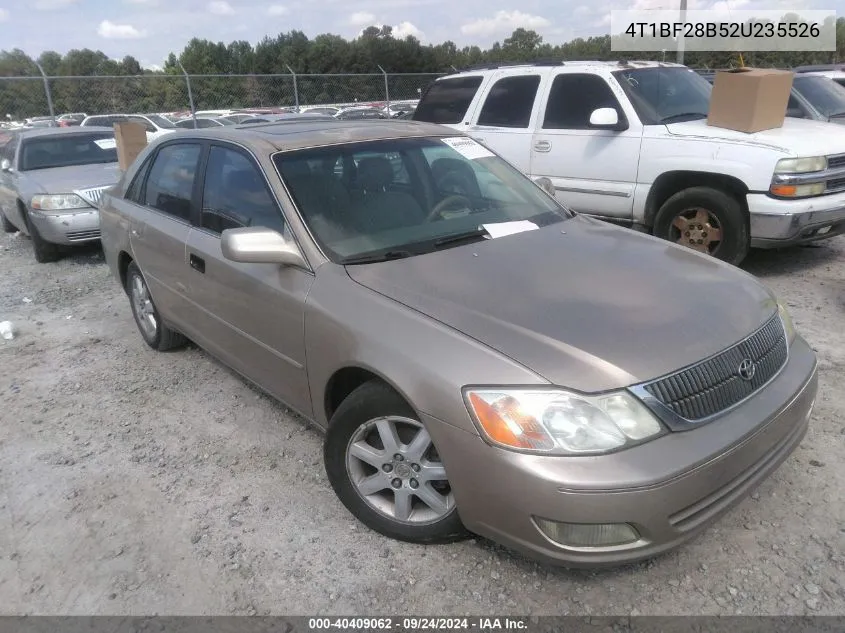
125, 261, 186, 351
325, 380, 468, 543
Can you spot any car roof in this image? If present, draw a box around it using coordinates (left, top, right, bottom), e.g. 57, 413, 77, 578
443, 59, 686, 77
157, 119, 458, 151
18, 126, 115, 139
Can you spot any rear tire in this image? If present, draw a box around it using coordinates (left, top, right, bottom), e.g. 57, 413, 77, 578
23, 210, 60, 263
125, 261, 186, 351
324, 380, 468, 544
653, 186, 749, 266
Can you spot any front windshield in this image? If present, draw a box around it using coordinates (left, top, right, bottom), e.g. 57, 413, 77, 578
793, 76, 845, 118
273, 136, 571, 263
20, 132, 117, 171
612, 67, 712, 124
144, 114, 176, 129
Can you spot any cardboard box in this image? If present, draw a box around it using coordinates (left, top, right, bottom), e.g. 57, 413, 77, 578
707, 68, 794, 133
113, 121, 148, 170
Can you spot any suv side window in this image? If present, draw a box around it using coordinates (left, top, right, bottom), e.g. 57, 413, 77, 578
477, 75, 541, 128
413, 76, 484, 125
142, 143, 201, 221
201, 145, 284, 234
543, 74, 624, 130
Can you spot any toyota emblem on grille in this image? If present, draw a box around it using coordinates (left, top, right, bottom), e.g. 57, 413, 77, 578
737, 358, 756, 381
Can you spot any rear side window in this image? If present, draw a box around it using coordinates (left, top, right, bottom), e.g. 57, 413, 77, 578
143, 143, 201, 221
477, 75, 541, 128
414, 76, 483, 124
543, 74, 623, 130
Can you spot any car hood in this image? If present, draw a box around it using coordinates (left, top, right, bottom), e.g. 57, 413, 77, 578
345, 217, 778, 393
22, 162, 121, 194
666, 117, 845, 156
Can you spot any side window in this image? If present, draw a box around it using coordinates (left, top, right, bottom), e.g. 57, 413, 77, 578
143, 143, 201, 221
201, 145, 283, 234
125, 156, 151, 203
477, 75, 541, 128
543, 74, 624, 130
413, 76, 483, 125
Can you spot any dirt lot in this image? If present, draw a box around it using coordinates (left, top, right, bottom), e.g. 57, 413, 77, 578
0, 229, 843, 617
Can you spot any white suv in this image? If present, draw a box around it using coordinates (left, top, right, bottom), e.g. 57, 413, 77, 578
413, 60, 845, 264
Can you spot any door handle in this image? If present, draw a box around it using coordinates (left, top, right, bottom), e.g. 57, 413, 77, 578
534, 140, 552, 152
189, 253, 205, 274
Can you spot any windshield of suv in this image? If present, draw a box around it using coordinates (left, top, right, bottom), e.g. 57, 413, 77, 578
274, 136, 570, 263
793, 76, 845, 118
144, 114, 176, 129
612, 67, 713, 125
20, 132, 117, 170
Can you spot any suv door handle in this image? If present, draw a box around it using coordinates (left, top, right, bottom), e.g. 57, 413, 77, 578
189, 253, 205, 274
534, 140, 552, 152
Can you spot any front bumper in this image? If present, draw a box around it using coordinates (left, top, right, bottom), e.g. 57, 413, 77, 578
425, 336, 817, 568
29, 208, 100, 245
747, 192, 845, 247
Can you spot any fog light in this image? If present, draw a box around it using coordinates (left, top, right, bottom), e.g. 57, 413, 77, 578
534, 517, 640, 547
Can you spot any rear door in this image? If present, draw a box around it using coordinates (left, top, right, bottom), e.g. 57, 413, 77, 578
128, 140, 204, 335
464, 70, 544, 174
184, 142, 314, 415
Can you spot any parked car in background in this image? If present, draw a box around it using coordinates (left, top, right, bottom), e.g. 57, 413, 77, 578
174, 117, 235, 129
0, 127, 120, 262
303, 106, 341, 116
23, 116, 57, 128
80, 113, 176, 141
793, 64, 845, 88
335, 107, 388, 120
99, 119, 816, 568
414, 60, 845, 265
56, 113, 87, 127
219, 114, 261, 124
237, 113, 335, 124
701, 72, 845, 125
194, 109, 235, 118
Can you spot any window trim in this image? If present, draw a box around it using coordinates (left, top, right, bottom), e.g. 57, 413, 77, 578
137, 139, 207, 225
541, 72, 629, 131
476, 73, 543, 130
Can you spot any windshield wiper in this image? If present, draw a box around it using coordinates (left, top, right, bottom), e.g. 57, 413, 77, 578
660, 112, 708, 123
433, 227, 489, 249
341, 250, 413, 265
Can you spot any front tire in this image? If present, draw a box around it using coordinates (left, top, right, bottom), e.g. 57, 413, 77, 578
24, 210, 60, 263
653, 186, 749, 266
324, 380, 468, 544
125, 261, 185, 351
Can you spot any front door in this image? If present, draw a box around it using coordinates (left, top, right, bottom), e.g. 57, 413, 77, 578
185, 143, 314, 415
530, 72, 643, 220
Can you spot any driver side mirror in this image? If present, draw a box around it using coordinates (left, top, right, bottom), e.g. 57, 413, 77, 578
221, 226, 307, 268
589, 107, 627, 130
1, 158, 11, 172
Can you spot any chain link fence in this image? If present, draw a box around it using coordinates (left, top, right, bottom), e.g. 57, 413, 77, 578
0, 72, 443, 121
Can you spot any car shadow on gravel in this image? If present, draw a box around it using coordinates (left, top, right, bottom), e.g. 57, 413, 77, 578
58, 242, 106, 266
742, 242, 841, 278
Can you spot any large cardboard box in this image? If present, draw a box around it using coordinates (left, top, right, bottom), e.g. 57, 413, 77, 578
113, 121, 148, 170
707, 68, 794, 133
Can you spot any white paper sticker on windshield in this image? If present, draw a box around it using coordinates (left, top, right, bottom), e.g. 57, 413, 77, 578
441, 136, 494, 160
94, 138, 116, 150
482, 220, 539, 239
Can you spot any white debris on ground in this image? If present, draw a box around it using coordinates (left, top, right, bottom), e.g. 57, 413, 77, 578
0, 320, 15, 340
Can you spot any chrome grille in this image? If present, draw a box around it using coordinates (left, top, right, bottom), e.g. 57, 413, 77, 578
75, 185, 111, 207
827, 154, 845, 170
66, 229, 100, 242
641, 315, 788, 421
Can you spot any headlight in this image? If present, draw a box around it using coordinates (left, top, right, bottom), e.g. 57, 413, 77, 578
774, 156, 827, 174
464, 388, 664, 455
769, 182, 825, 198
778, 301, 796, 344
31, 194, 90, 211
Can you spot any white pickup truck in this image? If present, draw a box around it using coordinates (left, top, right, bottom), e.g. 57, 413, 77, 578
413, 60, 845, 264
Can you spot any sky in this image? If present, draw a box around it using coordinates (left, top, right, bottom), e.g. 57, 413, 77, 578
0, 0, 839, 70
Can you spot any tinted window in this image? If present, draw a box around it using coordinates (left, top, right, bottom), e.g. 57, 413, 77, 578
145, 114, 176, 129
413, 76, 483, 124
792, 76, 845, 117
613, 67, 712, 125
19, 133, 117, 171
477, 75, 541, 128
201, 145, 283, 234
143, 144, 201, 221
543, 74, 623, 129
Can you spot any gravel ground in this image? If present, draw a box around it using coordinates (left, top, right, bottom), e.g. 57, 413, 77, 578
0, 230, 843, 617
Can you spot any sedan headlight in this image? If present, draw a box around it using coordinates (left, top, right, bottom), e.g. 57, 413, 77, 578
464, 388, 664, 455
31, 194, 90, 211
778, 300, 796, 344
774, 156, 827, 174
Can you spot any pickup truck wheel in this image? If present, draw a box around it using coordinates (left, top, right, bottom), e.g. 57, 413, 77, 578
653, 187, 749, 265
324, 380, 468, 544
